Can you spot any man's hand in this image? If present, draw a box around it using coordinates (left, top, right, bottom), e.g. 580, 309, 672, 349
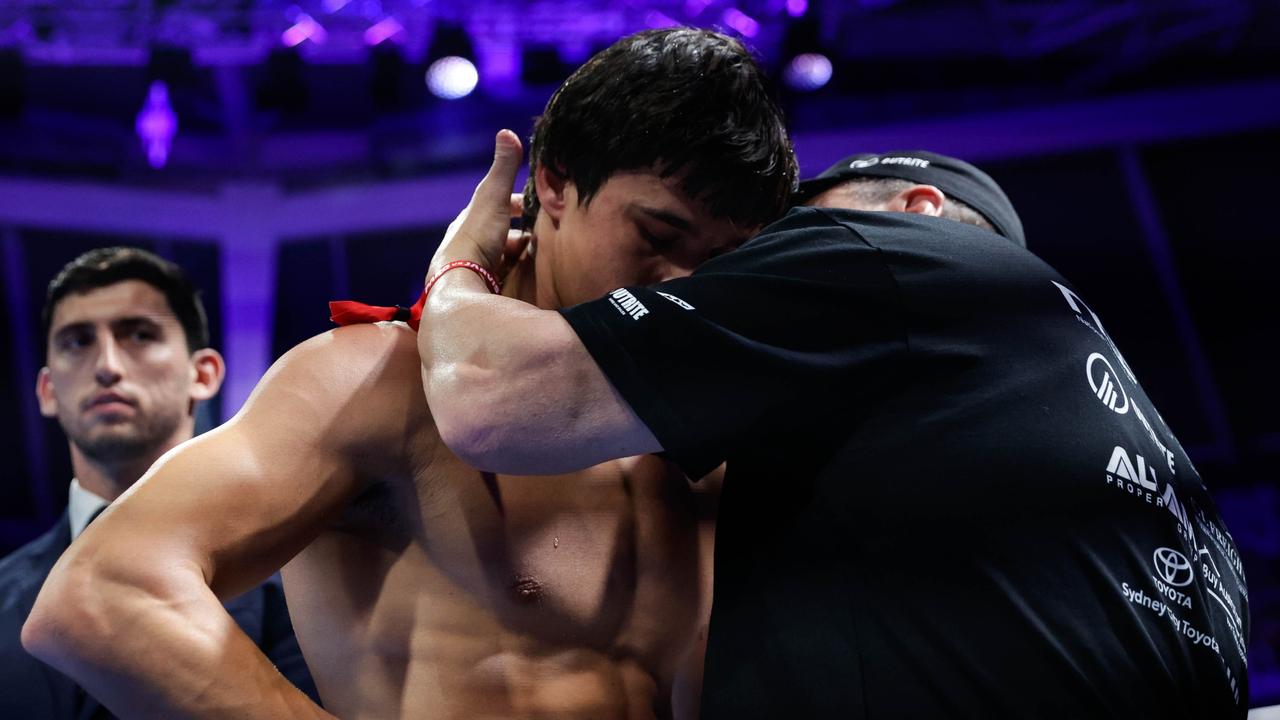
428, 130, 529, 281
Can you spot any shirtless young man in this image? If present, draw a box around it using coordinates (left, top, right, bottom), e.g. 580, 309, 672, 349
22, 28, 797, 719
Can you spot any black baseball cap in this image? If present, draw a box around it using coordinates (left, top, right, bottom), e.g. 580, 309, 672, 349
795, 151, 1026, 248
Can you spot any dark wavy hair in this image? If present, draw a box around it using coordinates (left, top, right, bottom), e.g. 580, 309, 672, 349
42, 246, 210, 355
522, 27, 797, 231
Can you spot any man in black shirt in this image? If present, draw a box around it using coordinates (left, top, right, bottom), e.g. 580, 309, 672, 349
418, 138, 1250, 718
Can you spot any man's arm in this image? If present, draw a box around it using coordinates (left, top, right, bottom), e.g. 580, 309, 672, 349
419, 130, 660, 475
22, 322, 422, 719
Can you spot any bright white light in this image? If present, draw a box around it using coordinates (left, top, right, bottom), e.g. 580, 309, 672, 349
426, 56, 478, 100
784, 53, 833, 91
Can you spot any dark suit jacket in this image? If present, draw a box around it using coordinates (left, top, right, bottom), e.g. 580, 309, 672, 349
0, 511, 320, 719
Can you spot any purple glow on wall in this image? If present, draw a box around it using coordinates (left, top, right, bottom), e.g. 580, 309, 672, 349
786, 0, 809, 17
646, 11, 679, 28
282, 13, 327, 47
684, 0, 712, 18
722, 8, 760, 38
363, 17, 404, 46
135, 80, 177, 169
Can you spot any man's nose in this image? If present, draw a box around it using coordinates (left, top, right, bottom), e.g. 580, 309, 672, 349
93, 334, 124, 386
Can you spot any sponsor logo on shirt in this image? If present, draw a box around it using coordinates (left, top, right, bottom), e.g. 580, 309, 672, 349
1144, 545, 1195, 612
1193, 540, 1249, 662
656, 291, 695, 310
1060, 282, 1178, 476
1106, 445, 1157, 494
1153, 547, 1193, 587
1087, 353, 1129, 414
607, 288, 650, 320
1120, 581, 1220, 654
1102, 444, 1192, 544
1054, 280, 1142, 383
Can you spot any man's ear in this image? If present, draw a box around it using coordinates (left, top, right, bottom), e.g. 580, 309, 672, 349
35, 367, 59, 418
889, 184, 946, 217
188, 348, 225, 404
534, 164, 569, 224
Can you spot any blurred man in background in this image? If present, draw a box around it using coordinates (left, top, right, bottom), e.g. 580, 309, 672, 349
1, 246, 318, 718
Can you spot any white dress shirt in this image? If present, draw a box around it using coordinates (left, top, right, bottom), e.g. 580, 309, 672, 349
67, 478, 110, 542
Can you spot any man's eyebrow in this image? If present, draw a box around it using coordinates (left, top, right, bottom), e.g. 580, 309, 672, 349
52, 321, 92, 339
112, 316, 164, 328
634, 204, 694, 232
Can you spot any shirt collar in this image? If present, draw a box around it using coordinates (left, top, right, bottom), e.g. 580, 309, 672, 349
68, 478, 110, 541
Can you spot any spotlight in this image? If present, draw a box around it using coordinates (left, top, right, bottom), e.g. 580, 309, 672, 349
784, 53, 832, 92
426, 56, 477, 100
786, 0, 809, 17
425, 23, 478, 99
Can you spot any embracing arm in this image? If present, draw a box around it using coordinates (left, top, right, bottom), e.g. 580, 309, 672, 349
419, 130, 660, 475
420, 272, 659, 475
22, 323, 420, 719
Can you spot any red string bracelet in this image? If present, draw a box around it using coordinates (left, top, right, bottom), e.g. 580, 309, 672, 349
425, 259, 502, 298
329, 260, 501, 332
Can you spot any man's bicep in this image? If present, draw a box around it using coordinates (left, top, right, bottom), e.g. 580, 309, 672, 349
100, 330, 392, 598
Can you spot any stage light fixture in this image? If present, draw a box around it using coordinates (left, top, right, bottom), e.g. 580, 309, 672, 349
425, 23, 478, 100
135, 80, 177, 169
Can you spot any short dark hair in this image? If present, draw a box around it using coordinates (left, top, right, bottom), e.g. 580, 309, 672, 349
522, 27, 797, 231
42, 246, 210, 354
825, 178, 997, 234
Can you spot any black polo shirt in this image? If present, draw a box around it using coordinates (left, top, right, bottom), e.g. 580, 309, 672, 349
560, 207, 1249, 719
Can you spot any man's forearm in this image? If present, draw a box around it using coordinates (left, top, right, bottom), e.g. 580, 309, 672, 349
23, 556, 331, 720
418, 270, 660, 474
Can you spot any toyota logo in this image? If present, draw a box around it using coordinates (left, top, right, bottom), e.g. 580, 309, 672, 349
1153, 547, 1194, 587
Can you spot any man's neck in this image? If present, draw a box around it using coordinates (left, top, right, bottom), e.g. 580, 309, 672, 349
69, 438, 188, 502
501, 252, 541, 307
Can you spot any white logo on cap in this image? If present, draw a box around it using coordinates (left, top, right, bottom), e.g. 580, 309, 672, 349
849, 158, 879, 169
880, 156, 931, 168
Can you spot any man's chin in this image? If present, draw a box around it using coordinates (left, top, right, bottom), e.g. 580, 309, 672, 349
74, 429, 156, 463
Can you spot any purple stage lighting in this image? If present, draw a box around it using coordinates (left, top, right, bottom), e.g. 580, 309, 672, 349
684, 0, 712, 18
363, 17, 404, 46
135, 80, 177, 169
322, 0, 350, 12
784, 52, 832, 91
786, 0, 809, 17
722, 8, 761, 38
282, 13, 327, 47
646, 11, 679, 29
426, 56, 478, 100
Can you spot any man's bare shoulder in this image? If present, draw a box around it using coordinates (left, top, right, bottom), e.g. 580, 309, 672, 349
243, 321, 435, 461
271, 321, 420, 386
